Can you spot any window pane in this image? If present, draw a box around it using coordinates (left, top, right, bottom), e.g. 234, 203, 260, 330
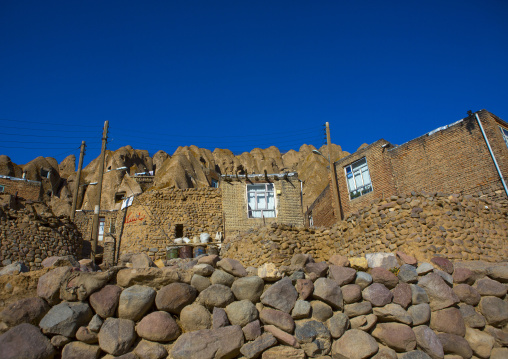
362, 169, 371, 186
345, 165, 352, 174
257, 193, 266, 209
354, 171, 363, 188
267, 192, 275, 210
248, 192, 256, 210
347, 176, 356, 192
352, 158, 366, 169
263, 210, 276, 218
251, 210, 262, 218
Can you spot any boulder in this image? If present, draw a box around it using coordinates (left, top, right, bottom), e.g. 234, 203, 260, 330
452, 268, 474, 285
262, 346, 306, 359
133, 340, 168, 359
171, 325, 244, 359
342, 284, 362, 304
61, 342, 100, 359
355, 271, 373, 289
260, 307, 295, 333
373, 303, 413, 325
350, 257, 368, 271
304, 261, 329, 278
89, 285, 122, 318
416, 263, 434, 275
474, 277, 507, 297
413, 325, 444, 359
430, 257, 453, 274
191, 274, 211, 292
329, 254, 350, 267
0, 323, 55, 359
76, 326, 98, 344
257, 263, 282, 281
155, 282, 197, 314
408, 303, 431, 326
327, 312, 350, 339
243, 319, 261, 341
51, 335, 70, 348
399, 351, 432, 359
295, 278, 314, 300
294, 320, 331, 357
136, 311, 181, 342
371, 267, 399, 289
484, 325, 508, 346
116, 267, 182, 288
130, 253, 154, 268
88, 314, 103, 332
464, 327, 494, 359
225, 300, 258, 327
312, 277, 343, 310
434, 270, 453, 286
217, 258, 247, 277
398, 264, 418, 283
210, 269, 236, 286
452, 284, 480, 306
392, 282, 412, 308
240, 333, 277, 359
198, 254, 220, 267
60, 270, 115, 302
39, 301, 93, 337
363, 283, 393, 307
436, 333, 472, 358
193, 263, 214, 277
410, 284, 429, 305
0, 262, 29, 276
264, 324, 299, 347
417, 273, 458, 311
37, 266, 71, 305
180, 303, 211, 332
372, 323, 417, 352
477, 296, 508, 327
396, 251, 417, 266
231, 276, 264, 302
486, 265, 508, 283
0, 296, 50, 327
430, 307, 465, 337
260, 277, 298, 313
311, 300, 333, 322
366, 253, 398, 269
332, 329, 379, 359
291, 300, 311, 319
344, 301, 372, 318
41, 255, 79, 268
117, 285, 156, 321
458, 304, 486, 328
329, 265, 356, 286
98, 318, 136, 356
350, 314, 377, 331
198, 284, 235, 309
212, 307, 230, 329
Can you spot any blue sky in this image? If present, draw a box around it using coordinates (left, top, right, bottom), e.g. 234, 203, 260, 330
1, 1, 507, 166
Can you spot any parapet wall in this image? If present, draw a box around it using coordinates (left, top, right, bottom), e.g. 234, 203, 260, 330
0, 206, 83, 270
223, 191, 508, 268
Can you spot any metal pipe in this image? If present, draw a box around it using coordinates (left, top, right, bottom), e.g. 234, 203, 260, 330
474, 112, 508, 197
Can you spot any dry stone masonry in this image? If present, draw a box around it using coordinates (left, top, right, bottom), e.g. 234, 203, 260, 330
223, 191, 508, 268
1, 251, 507, 359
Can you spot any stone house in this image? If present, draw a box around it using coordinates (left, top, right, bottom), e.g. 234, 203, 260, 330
308, 109, 508, 226
0, 175, 42, 202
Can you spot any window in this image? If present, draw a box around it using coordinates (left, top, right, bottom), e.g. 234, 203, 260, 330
345, 157, 373, 200
98, 217, 106, 242
500, 127, 508, 148
40, 168, 51, 178
0, 185, 4, 193
115, 192, 126, 203
211, 179, 219, 188
247, 183, 276, 218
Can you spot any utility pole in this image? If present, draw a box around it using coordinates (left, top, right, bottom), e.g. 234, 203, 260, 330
326, 122, 343, 221
91, 121, 109, 263
70, 141, 86, 221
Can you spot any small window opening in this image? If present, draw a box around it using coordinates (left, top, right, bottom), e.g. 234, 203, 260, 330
0, 185, 4, 193
98, 217, 106, 241
175, 224, 184, 238
41, 168, 50, 178
211, 179, 219, 188
115, 191, 126, 203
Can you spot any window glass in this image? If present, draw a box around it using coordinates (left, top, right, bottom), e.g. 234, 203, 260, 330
247, 183, 276, 218
344, 157, 373, 200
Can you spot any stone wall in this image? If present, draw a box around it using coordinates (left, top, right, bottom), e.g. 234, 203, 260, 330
73, 210, 121, 259
223, 191, 508, 268
1, 252, 507, 358
0, 177, 41, 202
119, 187, 223, 259
0, 205, 83, 271
221, 174, 304, 236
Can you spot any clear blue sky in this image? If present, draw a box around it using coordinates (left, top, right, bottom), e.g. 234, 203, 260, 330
1, 1, 507, 166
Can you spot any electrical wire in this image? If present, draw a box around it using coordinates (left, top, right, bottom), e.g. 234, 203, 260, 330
0, 118, 99, 128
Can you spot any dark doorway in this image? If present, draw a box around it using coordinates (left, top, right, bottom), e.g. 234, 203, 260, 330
175, 224, 184, 238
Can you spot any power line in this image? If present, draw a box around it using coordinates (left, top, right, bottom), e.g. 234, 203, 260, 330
0, 131, 98, 139
0, 118, 98, 128
0, 124, 101, 134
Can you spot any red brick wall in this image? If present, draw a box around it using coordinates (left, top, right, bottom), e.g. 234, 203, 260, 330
306, 184, 336, 227
0, 177, 41, 201
333, 139, 398, 217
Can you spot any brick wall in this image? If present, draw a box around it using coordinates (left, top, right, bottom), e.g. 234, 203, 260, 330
333, 139, 397, 218
221, 174, 304, 236
0, 177, 41, 201
305, 184, 336, 228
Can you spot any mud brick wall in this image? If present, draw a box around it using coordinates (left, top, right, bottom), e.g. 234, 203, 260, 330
223, 191, 508, 268
221, 176, 304, 237
0, 177, 41, 202
73, 210, 120, 259
119, 188, 223, 259
0, 207, 82, 270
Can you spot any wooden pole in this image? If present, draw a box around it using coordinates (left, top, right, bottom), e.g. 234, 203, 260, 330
326, 122, 343, 221
91, 121, 109, 263
70, 141, 86, 221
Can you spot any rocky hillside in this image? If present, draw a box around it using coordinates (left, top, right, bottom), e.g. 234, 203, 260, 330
0, 143, 350, 215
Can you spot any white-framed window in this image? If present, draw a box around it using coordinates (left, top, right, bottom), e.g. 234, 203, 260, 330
500, 127, 508, 148
247, 183, 276, 218
345, 157, 373, 200
98, 217, 106, 241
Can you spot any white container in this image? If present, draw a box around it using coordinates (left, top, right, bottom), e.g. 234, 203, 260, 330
174, 237, 183, 244
183, 237, 191, 244
192, 236, 200, 244
200, 233, 211, 243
